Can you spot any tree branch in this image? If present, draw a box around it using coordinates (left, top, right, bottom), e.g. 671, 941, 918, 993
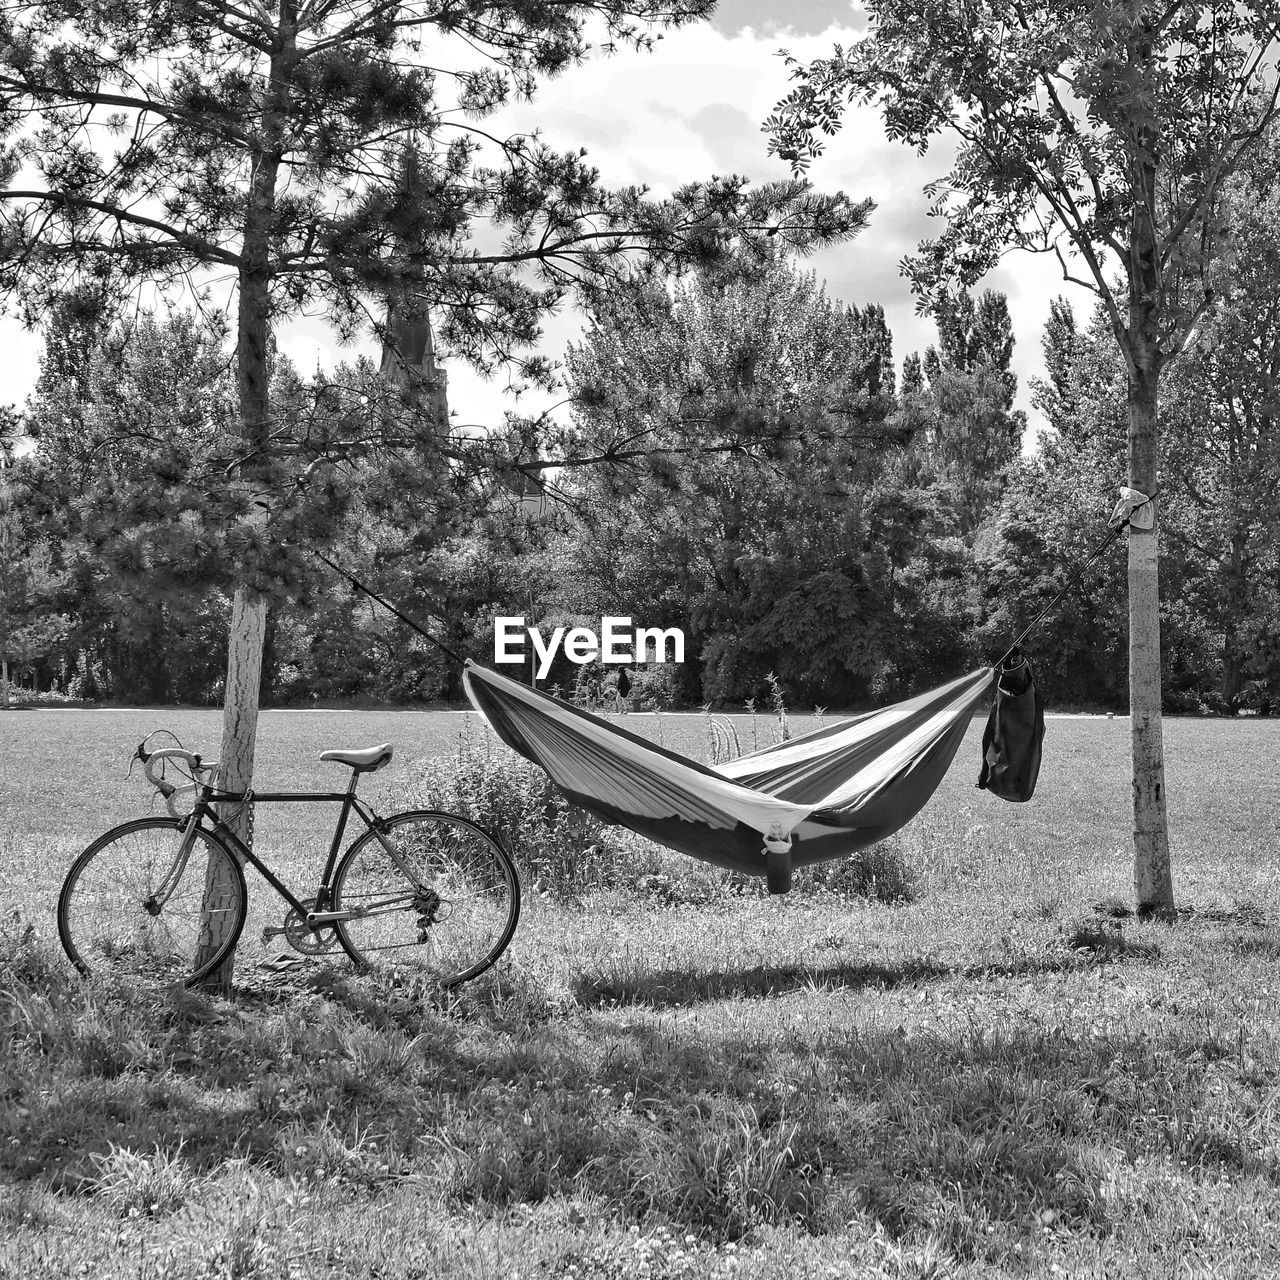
0, 190, 241, 266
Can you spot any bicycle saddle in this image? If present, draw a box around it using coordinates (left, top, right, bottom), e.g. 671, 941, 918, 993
319, 744, 394, 772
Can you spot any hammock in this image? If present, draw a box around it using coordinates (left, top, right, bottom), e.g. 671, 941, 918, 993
462, 661, 996, 891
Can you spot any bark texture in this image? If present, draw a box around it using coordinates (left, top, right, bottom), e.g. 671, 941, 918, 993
196, 585, 268, 984
1126, 119, 1174, 920
1128, 360, 1174, 918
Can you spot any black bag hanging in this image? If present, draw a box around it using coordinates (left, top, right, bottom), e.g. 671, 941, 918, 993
977, 650, 1045, 802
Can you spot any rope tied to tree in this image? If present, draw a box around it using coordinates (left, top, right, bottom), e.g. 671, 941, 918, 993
996, 487, 1157, 669
308, 548, 469, 669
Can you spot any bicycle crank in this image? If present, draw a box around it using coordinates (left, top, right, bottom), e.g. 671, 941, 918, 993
261, 902, 341, 955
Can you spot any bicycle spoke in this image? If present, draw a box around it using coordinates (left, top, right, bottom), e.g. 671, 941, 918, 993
333, 811, 519, 987
59, 819, 246, 987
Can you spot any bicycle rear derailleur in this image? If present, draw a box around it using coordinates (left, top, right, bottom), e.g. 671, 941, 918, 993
262, 901, 341, 955
414, 886, 443, 942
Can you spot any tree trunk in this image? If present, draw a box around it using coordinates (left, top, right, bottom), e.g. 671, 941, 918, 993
195, 5, 294, 988
0, 471, 8, 709
259, 606, 278, 707
194, 585, 268, 984
198, 327, 273, 988
1128, 358, 1174, 918
1125, 106, 1175, 922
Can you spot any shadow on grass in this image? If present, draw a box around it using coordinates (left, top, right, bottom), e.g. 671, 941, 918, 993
3, 935, 1277, 1259
571, 951, 1095, 1009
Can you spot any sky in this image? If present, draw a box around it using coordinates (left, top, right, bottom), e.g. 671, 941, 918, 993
0, 1, 1098, 449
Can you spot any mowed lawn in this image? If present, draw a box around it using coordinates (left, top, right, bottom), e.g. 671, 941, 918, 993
4, 704, 1280, 1278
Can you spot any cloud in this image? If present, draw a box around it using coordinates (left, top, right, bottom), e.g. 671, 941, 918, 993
706, 0, 865, 39
495, 24, 1095, 444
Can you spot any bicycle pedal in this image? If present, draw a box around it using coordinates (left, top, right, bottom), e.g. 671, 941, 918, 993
261, 925, 288, 942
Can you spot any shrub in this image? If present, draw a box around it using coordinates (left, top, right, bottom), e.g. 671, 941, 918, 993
805, 841, 920, 905
629, 664, 679, 710
2, 686, 85, 707
398, 724, 768, 901
399, 720, 618, 896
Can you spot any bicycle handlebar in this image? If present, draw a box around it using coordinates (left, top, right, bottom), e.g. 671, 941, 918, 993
139, 746, 220, 819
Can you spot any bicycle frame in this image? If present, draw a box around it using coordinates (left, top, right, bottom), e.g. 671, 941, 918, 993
161, 770, 418, 930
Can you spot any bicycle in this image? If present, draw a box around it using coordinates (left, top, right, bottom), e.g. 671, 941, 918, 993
57, 738, 521, 989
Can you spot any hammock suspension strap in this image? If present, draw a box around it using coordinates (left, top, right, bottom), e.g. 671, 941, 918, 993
996, 488, 1156, 669
309, 547, 469, 668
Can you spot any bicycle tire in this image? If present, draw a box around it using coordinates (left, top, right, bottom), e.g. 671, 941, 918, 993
58, 817, 248, 987
332, 809, 520, 988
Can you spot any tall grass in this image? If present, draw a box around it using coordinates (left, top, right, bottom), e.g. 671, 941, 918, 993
9, 886, 1280, 1278
9, 709, 1280, 1276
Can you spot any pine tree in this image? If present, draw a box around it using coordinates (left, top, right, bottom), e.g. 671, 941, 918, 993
558, 252, 916, 704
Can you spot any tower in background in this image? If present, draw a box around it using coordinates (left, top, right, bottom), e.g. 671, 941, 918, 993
379, 300, 449, 431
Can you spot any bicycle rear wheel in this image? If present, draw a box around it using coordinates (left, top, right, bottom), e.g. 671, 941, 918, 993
58, 817, 247, 987
332, 810, 520, 988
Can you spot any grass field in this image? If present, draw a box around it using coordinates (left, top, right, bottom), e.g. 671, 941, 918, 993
4, 706, 1280, 1277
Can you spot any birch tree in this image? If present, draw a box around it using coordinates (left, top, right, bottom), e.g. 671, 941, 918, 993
766, 0, 1280, 919
1, 0, 866, 983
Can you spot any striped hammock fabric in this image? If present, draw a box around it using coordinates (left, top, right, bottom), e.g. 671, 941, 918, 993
462, 662, 995, 886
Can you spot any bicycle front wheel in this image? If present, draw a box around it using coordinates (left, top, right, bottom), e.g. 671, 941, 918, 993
332, 810, 520, 988
58, 817, 247, 987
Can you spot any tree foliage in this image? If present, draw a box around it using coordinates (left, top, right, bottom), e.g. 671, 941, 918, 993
0, 0, 867, 414
899, 288, 1026, 534
549, 253, 971, 705
987, 111, 1280, 714
766, 0, 1280, 356
0, 0, 869, 666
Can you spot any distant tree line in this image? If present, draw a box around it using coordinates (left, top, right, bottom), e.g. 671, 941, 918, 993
4, 170, 1280, 713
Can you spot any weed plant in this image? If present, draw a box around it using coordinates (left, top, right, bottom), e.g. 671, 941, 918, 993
806, 841, 920, 904
400, 719, 614, 896
764, 672, 790, 742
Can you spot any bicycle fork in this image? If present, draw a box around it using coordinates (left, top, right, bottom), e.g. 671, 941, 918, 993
143, 814, 200, 916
